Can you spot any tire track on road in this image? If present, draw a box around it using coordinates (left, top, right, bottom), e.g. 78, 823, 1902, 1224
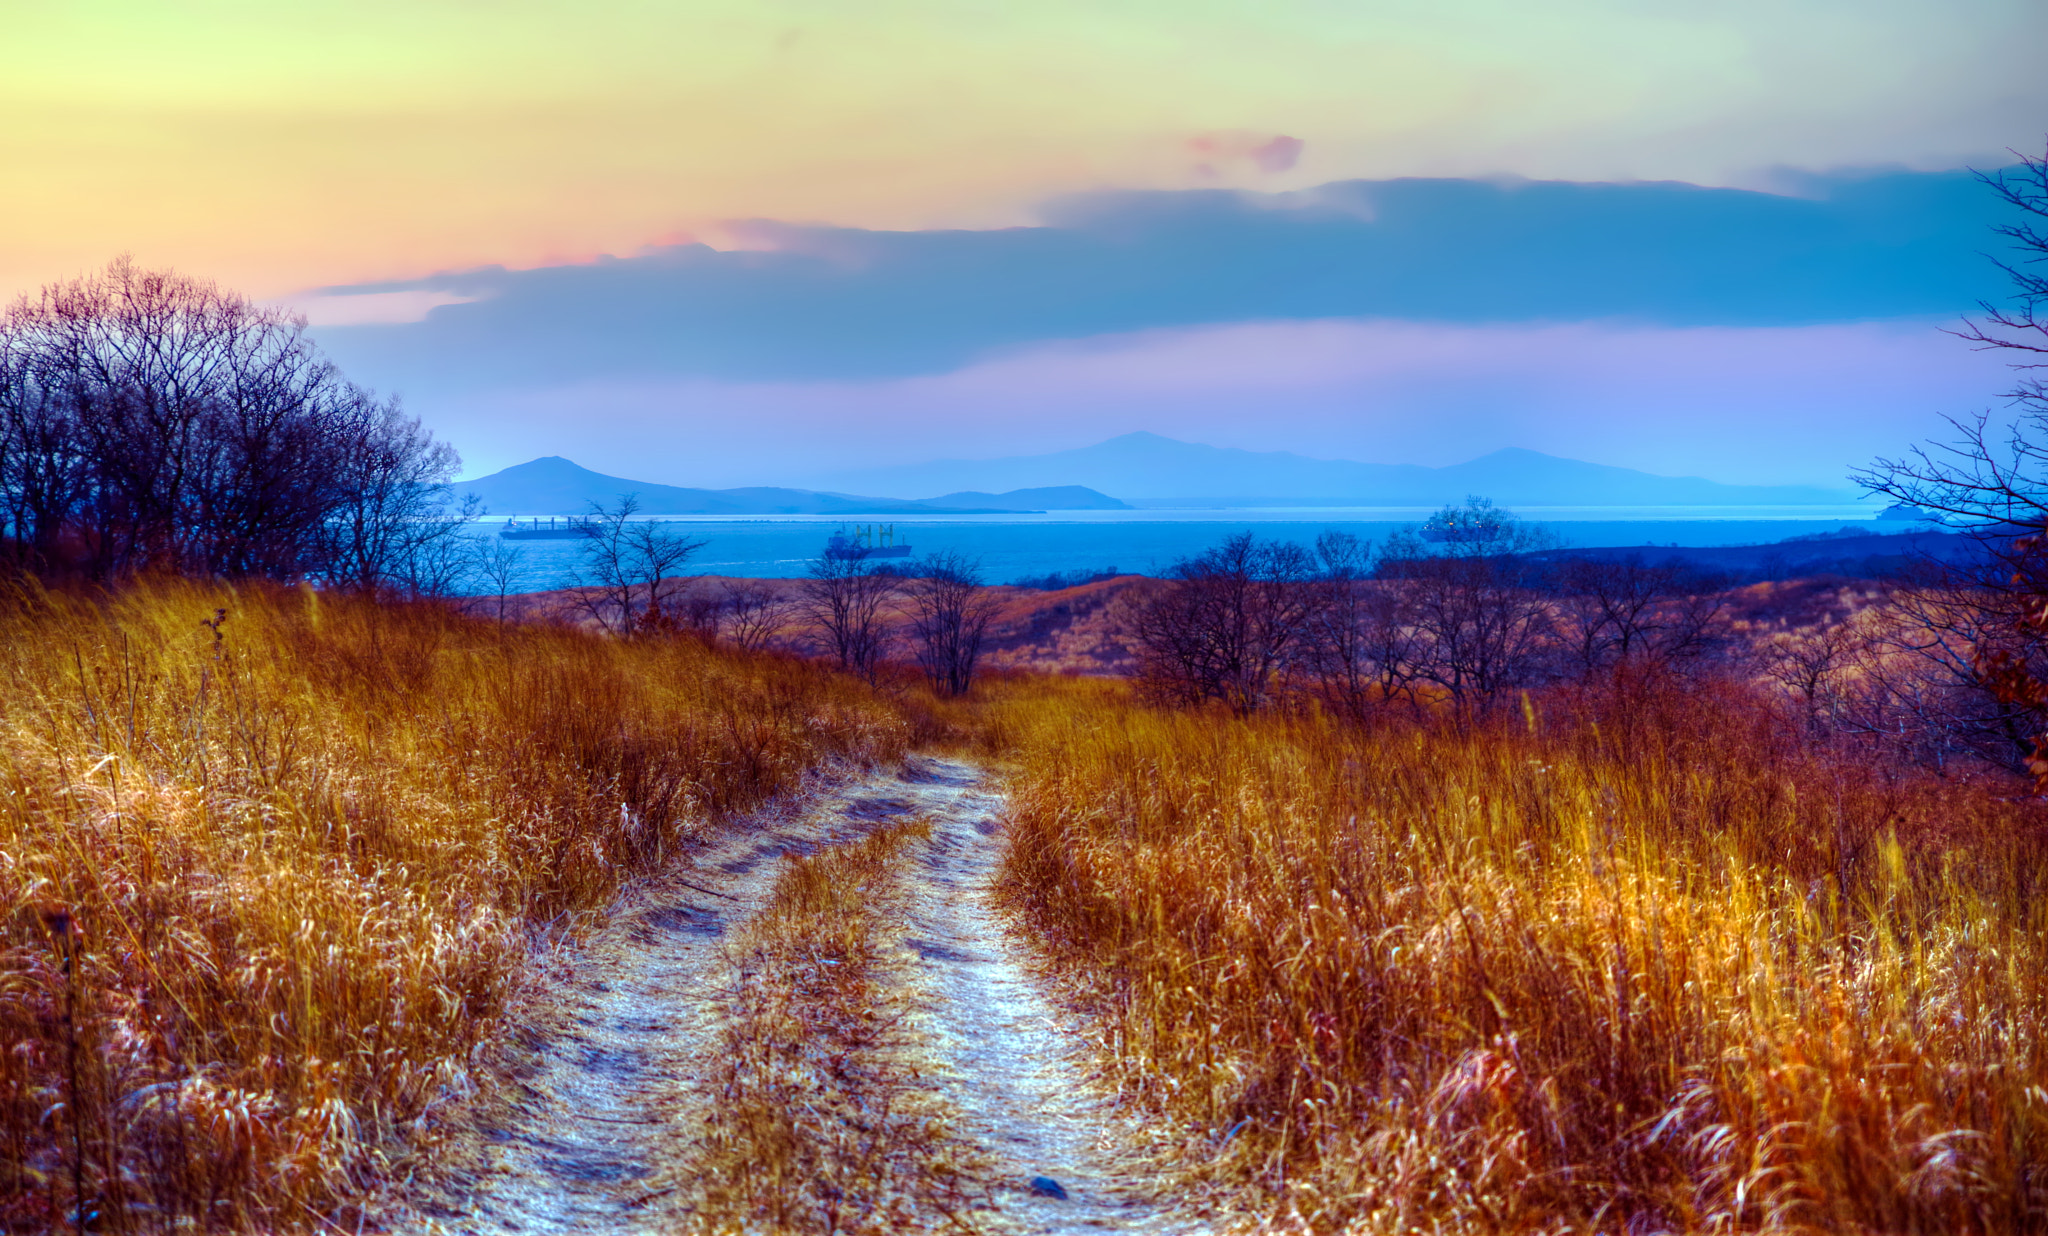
887, 758, 1186, 1235
388, 756, 1183, 1235
388, 765, 922, 1236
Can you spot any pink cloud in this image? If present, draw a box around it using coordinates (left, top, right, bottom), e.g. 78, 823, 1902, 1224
1186, 131, 1306, 178
1253, 135, 1304, 173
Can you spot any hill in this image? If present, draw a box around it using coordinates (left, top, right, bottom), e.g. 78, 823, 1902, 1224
454, 457, 1130, 515
814, 432, 1860, 507
925, 485, 1130, 511
1526, 526, 1980, 580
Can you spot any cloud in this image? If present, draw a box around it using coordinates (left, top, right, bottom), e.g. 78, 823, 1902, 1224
281, 289, 482, 326
1188, 131, 1305, 178
314, 166, 2019, 393
1254, 136, 1304, 175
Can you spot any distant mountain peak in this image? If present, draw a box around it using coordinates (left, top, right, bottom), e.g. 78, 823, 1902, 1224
451, 456, 1129, 515
812, 433, 1857, 506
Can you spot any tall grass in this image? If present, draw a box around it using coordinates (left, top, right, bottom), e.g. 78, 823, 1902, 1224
0, 579, 907, 1232
997, 672, 2048, 1232
681, 819, 982, 1233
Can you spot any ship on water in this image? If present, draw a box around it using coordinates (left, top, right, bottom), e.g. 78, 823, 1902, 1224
825, 524, 913, 558
499, 516, 599, 541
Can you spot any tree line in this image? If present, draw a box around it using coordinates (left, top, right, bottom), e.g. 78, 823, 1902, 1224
769, 542, 999, 697
1126, 508, 1727, 716
0, 258, 468, 588
1123, 500, 2048, 775
548, 510, 1004, 699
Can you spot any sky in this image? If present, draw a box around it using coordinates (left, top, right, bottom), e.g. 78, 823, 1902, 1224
5, 0, 2045, 489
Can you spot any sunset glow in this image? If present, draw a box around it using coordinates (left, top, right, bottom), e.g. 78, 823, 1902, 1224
5, 0, 2041, 299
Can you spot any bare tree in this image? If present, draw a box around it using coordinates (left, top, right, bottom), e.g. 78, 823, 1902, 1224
1301, 531, 1429, 718
18, 259, 337, 576
319, 393, 477, 593
0, 257, 467, 586
1851, 141, 2048, 775
1757, 617, 1865, 734
572, 495, 642, 633
1394, 557, 1556, 716
661, 576, 796, 648
905, 551, 1001, 696
800, 542, 898, 681
679, 580, 726, 642
1837, 573, 2047, 769
1129, 531, 1320, 714
722, 578, 795, 652
571, 494, 707, 635
628, 519, 705, 631
0, 330, 88, 574
1855, 146, 2048, 553
1956, 143, 2048, 401
1553, 555, 1729, 673
1376, 500, 1559, 717
467, 535, 528, 625
1848, 402, 2048, 770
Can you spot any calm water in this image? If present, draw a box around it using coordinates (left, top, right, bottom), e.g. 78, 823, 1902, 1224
463, 505, 1895, 595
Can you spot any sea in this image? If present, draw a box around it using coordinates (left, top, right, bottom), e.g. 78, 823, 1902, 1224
459, 505, 1893, 595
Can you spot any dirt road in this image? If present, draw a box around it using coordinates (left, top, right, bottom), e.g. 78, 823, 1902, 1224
390, 756, 1179, 1235
889, 760, 1172, 1233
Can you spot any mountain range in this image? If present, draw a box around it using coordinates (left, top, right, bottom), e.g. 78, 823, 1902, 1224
813, 432, 1860, 507
451, 456, 1131, 515
457, 435, 1864, 516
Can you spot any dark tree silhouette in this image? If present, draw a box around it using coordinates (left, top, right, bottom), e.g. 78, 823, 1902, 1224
0, 258, 468, 586
1374, 500, 1558, 717
1853, 142, 2048, 775
720, 578, 795, 652
905, 551, 1000, 696
1553, 556, 1728, 673
800, 541, 897, 682
1857, 144, 2048, 528
319, 394, 475, 593
571, 494, 707, 635
1300, 531, 1429, 718
1130, 531, 1320, 714
468, 536, 528, 625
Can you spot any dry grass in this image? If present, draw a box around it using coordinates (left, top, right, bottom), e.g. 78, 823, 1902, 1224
16, 567, 2044, 1233
500, 575, 1156, 678
678, 819, 985, 1234
991, 671, 2048, 1232
0, 578, 908, 1232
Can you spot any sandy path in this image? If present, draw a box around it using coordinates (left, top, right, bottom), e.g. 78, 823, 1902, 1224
389, 766, 930, 1236
887, 757, 1183, 1235
390, 756, 1178, 1235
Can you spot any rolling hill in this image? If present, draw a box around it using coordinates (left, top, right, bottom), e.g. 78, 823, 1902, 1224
452, 457, 1129, 515
814, 432, 1862, 507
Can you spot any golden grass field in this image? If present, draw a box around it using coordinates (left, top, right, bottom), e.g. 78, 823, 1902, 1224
0, 580, 908, 1231
991, 670, 2048, 1231
6, 577, 2047, 1232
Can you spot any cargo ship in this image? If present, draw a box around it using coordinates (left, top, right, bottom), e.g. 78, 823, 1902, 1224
825, 524, 913, 558
499, 516, 599, 541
